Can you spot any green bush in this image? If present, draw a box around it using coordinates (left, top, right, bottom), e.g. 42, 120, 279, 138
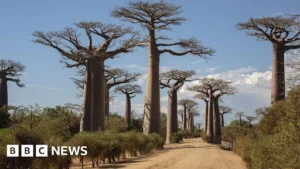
171, 132, 183, 143
201, 131, 208, 142
178, 130, 201, 139
228, 87, 300, 169
0, 105, 166, 168
68, 131, 165, 167
0, 107, 10, 128
148, 133, 164, 149
105, 113, 128, 132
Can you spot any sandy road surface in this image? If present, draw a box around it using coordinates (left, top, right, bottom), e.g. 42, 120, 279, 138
72, 138, 247, 169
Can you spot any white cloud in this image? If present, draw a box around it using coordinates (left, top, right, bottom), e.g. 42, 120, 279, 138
192, 60, 202, 64
110, 65, 278, 125
137, 74, 148, 85
161, 96, 169, 103
26, 84, 60, 91
125, 64, 147, 71
285, 49, 300, 87
205, 66, 220, 73
270, 12, 284, 17
179, 66, 272, 124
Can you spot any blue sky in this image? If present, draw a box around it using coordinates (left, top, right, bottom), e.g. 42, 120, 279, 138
1, 0, 300, 124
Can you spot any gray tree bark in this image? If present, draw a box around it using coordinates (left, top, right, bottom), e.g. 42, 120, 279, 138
91, 60, 105, 131
105, 86, 110, 116
187, 113, 191, 131
182, 105, 187, 130
125, 94, 131, 126
206, 90, 214, 142
80, 65, 92, 131
271, 42, 285, 103
204, 101, 208, 133
220, 114, 224, 127
143, 30, 161, 134
213, 98, 221, 144
166, 89, 178, 144
190, 114, 194, 132
0, 73, 8, 109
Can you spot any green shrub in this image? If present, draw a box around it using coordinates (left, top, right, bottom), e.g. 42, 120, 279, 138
0, 107, 10, 128
171, 132, 183, 143
201, 131, 208, 142
148, 133, 164, 149
229, 87, 300, 169
178, 130, 201, 139
105, 113, 128, 132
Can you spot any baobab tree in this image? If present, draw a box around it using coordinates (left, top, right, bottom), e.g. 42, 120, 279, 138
72, 67, 139, 115
112, 1, 214, 134
177, 109, 184, 129
237, 15, 300, 103
159, 69, 195, 143
185, 100, 198, 132
188, 110, 200, 132
178, 99, 196, 130
105, 68, 140, 116
114, 84, 142, 126
0, 59, 25, 110
195, 123, 202, 131
72, 67, 140, 116
235, 112, 245, 127
219, 106, 232, 127
33, 22, 143, 131
246, 116, 257, 128
189, 78, 237, 143
194, 93, 209, 133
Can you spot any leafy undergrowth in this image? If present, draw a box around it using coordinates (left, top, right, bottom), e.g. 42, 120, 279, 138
220, 87, 300, 169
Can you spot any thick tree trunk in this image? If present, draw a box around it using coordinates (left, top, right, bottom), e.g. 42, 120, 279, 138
239, 116, 242, 127
91, 60, 105, 131
187, 113, 191, 131
166, 89, 178, 144
206, 90, 214, 142
220, 114, 224, 127
271, 42, 285, 103
80, 65, 92, 131
125, 94, 131, 126
143, 30, 160, 134
0, 74, 8, 110
190, 114, 194, 132
105, 86, 110, 116
182, 105, 187, 130
213, 98, 221, 144
204, 101, 208, 133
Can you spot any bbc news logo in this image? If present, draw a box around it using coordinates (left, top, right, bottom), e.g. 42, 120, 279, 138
7, 145, 87, 157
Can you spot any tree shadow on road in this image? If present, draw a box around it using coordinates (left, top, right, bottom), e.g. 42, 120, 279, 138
166, 145, 214, 150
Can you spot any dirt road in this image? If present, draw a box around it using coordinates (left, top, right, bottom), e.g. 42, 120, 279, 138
73, 138, 247, 169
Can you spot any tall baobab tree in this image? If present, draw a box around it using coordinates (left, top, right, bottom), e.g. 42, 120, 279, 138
237, 15, 300, 103
189, 78, 237, 143
246, 116, 257, 128
219, 106, 232, 127
105, 68, 140, 116
178, 99, 196, 130
194, 93, 209, 133
112, 1, 214, 134
72, 67, 140, 115
33, 22, 143, 131
159, 69, 195, 143
114, 84, 142, 126
0, 59, 25, 110
188, 110, 200, 132
235, 112, 245, 127
177, 109, 184, 129
185, 100, 198, 132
